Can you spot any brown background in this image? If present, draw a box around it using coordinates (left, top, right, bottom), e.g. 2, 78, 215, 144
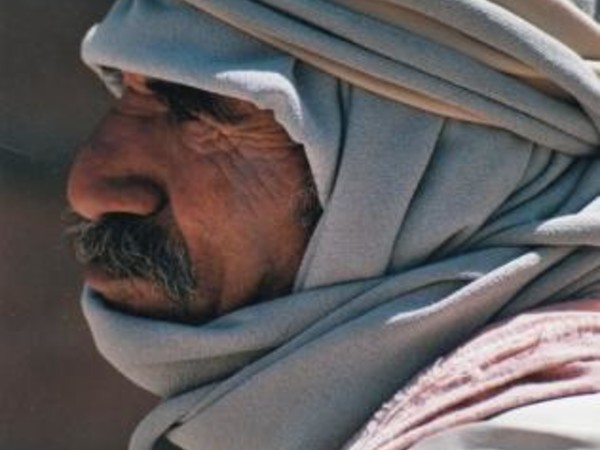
1, 2, 158, 448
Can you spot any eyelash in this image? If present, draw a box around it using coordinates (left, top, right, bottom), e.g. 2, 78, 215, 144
146, 80, 242, 125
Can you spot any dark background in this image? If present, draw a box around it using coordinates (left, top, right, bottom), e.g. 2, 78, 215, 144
1, 2, 157, 448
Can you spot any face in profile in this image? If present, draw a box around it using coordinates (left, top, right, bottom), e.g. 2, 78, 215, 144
66, 72, 320, 323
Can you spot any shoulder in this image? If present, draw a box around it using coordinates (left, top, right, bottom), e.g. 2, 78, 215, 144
344, 299, 600, 450
411, 393, 600, 450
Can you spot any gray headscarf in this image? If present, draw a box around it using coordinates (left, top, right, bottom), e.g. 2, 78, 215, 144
80, 1, 600, 449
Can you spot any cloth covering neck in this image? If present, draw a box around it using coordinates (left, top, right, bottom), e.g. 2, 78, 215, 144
80, 1, 600, 449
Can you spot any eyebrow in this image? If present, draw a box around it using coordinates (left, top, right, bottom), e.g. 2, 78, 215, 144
145, 78, 243, 124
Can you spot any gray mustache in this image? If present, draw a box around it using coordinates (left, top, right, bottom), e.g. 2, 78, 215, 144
64, 211, 197, 315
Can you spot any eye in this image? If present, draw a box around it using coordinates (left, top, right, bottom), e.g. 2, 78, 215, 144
115, 89, 168, 118
146, 79, 248, 125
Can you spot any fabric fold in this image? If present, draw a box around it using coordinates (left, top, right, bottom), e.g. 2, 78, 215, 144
344, 299, 600, 450
188, 0, 600, 152
78, 1, 600, 449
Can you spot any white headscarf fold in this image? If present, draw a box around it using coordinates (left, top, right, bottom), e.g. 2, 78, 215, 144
80, 1, 600, 449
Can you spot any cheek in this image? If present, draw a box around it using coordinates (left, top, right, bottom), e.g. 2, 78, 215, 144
172, 133, 301, 218
166, 123, 313, 248
165, 151, 261, 250
168, 163, 233, 235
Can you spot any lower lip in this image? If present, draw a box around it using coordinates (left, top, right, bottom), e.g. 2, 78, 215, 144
83, 270, 188, 322
84, 266, 116, 287
83, 268, 150, 309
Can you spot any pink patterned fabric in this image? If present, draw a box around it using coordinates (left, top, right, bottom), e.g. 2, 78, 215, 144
345, 299, 600, 450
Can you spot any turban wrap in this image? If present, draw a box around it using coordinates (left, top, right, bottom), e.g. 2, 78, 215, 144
80, 1, 600, 449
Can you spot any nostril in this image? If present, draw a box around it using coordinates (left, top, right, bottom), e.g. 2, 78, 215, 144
67, 173, 166, 222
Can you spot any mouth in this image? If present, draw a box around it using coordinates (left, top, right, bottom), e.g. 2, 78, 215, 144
83, 265, 179, 320
82, 265, 217, 324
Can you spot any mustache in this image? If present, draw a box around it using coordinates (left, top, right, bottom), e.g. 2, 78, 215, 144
63, 210, 197, 316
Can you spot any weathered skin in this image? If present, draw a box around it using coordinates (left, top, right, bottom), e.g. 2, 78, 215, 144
68, 73, 314, 322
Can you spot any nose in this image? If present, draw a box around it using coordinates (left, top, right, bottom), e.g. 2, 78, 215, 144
67, 115, 166, 222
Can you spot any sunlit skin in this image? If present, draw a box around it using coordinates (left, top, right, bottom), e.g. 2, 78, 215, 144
67, 72, 316, 322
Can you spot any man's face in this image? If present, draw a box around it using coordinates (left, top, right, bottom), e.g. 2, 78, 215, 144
67, 72, 319, 323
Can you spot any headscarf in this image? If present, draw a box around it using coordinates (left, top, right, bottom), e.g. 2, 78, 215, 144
79, 1, 600, 449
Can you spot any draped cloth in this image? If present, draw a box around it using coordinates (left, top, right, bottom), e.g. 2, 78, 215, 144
344, 298, 600, 450
80, 1, 600, 449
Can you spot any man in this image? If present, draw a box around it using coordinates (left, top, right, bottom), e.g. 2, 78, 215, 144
68, 71, 320, 323
67, 0, 600, 449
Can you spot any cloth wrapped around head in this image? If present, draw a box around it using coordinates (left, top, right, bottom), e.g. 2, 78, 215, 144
80, 1, 600, 449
